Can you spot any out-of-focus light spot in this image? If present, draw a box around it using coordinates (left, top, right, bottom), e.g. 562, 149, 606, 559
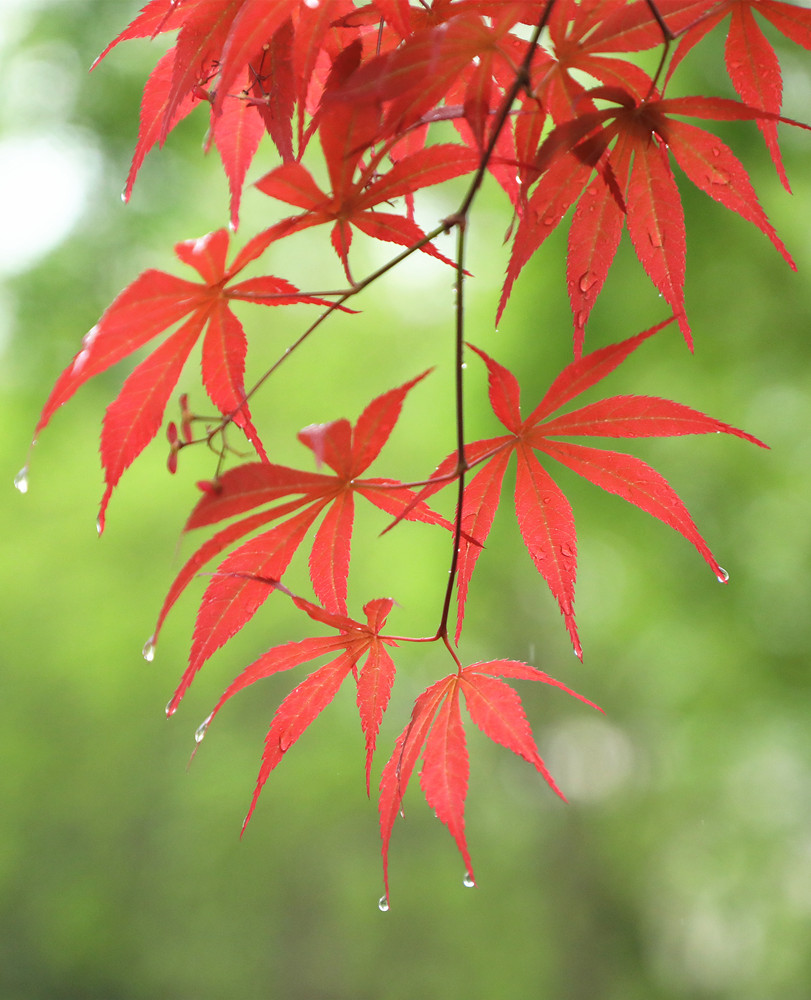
545, 716, 639, 802
0, 131, 101, 276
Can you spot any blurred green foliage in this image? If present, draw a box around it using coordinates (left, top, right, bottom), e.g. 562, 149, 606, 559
3, 4, 811, 999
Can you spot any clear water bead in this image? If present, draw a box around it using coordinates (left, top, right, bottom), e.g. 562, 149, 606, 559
194, 714, 213, 744
142, 635, 156, 662
13, 466, 29, 494
463, 872, 476, 888
716, 566, 730, 584
378, 895, 389, 912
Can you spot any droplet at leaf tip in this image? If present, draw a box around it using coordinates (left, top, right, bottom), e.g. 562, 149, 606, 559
194, 713, 213, 744
13, 466, 29, 494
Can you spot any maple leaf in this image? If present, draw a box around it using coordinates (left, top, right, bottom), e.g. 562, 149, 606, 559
255, 138, 478, 281
156, 373, 453, 713
667, 0, 811, 192
379, 658, 600, 903
32, 228, 340, 531
192, 594, 399, 825
535, 0, 665, 125
501, 83, 808, 354
410, 319, 767, 654
95, 0, 361, 216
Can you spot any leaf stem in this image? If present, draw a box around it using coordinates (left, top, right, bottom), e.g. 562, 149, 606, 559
435, 219, 469, 643
432, 5, 552, 646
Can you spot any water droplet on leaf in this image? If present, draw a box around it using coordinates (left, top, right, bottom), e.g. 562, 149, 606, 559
648, 230, 663, 248
716, 566, 729, 584
378, 895, 389, 912
13, 466, 29, 494
194, 713, 213, 744
578, 270, 596, 294
95, 517, 103, 537
165, 700, 176, 718
142, 635, 156, 662
463, 872, 476, 888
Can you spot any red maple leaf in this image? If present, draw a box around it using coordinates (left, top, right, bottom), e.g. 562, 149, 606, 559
500, 83, 808, 354
192, 594, 399, 822
94, 0, 359, 218
379, 658, 600, 903
409, 319, 767, 654
156, 373, 453, 714
33, 228, 341, 530
667, 0, 811, 192
255, 123, 478, 281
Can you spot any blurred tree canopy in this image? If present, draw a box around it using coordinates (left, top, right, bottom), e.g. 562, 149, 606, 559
3, 3, 811, 999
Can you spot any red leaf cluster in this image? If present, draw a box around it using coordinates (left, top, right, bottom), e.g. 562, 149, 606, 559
25, 0, 808, 898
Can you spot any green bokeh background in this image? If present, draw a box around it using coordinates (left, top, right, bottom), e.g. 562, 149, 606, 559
3, 4, 810, 998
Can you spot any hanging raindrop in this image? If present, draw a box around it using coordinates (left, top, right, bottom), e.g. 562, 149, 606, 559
716, 566, 730, 584
463, 872, 476, 888
13, 466, 29, 494
194, 713, 213, 744
378, 895, 390, 912
142, 635, 156, 662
